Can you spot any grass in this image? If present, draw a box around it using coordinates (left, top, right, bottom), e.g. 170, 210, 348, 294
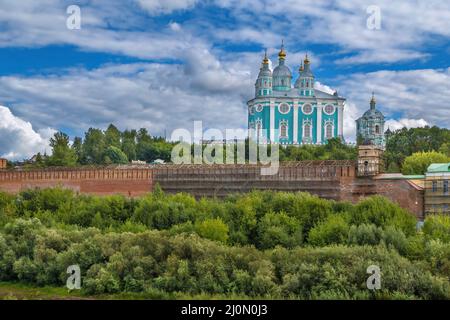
0, 282, 258, 300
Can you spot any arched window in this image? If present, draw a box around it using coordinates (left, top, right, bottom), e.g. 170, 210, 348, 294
256, 122, 262, 138
306, 80, 309, 88
326, 124, 333, 138
304, 124, 311, 138
280, 122, 288, 138
375, 125, 380, 134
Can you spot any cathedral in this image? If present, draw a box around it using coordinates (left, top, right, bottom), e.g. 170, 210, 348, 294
247, 43, 345, 145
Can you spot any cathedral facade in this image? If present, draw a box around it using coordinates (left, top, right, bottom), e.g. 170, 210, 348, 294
247, 43, 345, 145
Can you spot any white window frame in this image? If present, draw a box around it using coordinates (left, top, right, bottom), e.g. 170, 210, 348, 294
278, 103, 291, 114
302, 103, 313, 115
303, 119, 313, 139
279, 120, 289, 138
324, 104, 335, 115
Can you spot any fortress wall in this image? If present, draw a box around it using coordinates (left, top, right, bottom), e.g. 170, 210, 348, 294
0, 168, 153, 197
152, 161, 356, 200
0, 163, 425, 219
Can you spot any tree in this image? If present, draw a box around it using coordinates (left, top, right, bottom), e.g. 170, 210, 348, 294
402, 151, 449, 175
46, 132, 77, 167
308, 214, 349, 246
195, 218, 229, 243
83, 128, 106, 164
105, 124, 122, 149
385, 126, 450, 170
439, 143, 450, 157
103, 146, 129, 164
256, 211, 302, 249
71, 137, 84, 163
121, 130, 137, 161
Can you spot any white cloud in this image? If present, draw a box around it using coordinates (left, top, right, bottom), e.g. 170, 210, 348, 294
0, 106, 55, 160
0, 51, 255, 152
215, 0, 450, 64
169, 22, 182, 32
339, 68, 450, 126
338, 67, 449, 141
314, 81, 335, 95
385, 118, 429, 131
137, 0, 199, 15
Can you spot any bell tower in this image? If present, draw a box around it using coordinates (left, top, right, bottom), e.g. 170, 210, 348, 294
357, 144, 384, 176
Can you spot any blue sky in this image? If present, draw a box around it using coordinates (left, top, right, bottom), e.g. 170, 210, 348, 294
0, 0, 449, 159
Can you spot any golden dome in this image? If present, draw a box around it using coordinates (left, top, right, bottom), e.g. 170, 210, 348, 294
304, 53, 310, 64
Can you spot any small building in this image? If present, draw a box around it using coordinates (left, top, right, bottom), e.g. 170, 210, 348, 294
0, 158, 7, 169
425, 163, 450, 215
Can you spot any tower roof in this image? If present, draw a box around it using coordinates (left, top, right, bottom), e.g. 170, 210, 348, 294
278, 40, 286, 60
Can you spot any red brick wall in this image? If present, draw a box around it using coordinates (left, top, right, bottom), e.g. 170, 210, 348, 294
0, 165, 425, 219
0, 168, 153, 197
339, 177, 424, 220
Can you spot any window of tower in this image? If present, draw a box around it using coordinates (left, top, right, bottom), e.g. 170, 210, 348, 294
375, 125, 380, 134
326, 124, 333, 138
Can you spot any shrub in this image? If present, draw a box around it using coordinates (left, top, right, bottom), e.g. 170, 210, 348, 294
308, 214, 350, 246
195, 218, 229, 243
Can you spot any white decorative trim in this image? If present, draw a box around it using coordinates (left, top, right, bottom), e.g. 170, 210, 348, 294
249, 105, 255, 115
256, 104, 263, 112
270, 101, 275, 142
302, 103, 313, 115
278, 102, 291, 114
338, 105, 344, 137
255, 118, 263, 139
317, 105, 322, 143
293, 101, 298, 143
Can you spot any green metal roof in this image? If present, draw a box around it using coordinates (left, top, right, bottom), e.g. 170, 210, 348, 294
427, 163, 450, 173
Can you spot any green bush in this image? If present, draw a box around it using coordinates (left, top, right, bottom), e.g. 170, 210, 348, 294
195, 218, 229, 243
308, 214, 350, 246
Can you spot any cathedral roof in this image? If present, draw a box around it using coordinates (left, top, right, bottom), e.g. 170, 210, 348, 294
273, 64, 292, 78
357, 93, 385, 121
361, 108, 384, 120
269, 88, 345, 99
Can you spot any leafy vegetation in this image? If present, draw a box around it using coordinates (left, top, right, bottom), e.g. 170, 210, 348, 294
0, 188, 449, 299
385, 126, 450, 172
401, 151, 449, 175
